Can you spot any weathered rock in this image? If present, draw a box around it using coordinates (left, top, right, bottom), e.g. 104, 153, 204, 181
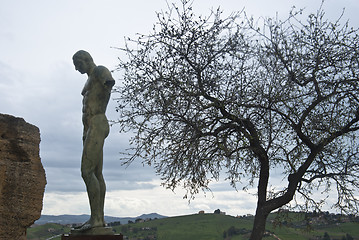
0, 113, 46, 240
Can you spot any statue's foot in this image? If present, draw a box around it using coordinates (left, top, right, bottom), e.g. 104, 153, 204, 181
72, 219, 105, 231
71, 220, 113, 236
76, 222, 93, 231
73, 220, 90, 230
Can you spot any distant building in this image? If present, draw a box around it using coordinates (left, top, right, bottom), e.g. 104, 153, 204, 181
198, 210, 205, 214
214, 209, 226, 215
135, 218, 144, 223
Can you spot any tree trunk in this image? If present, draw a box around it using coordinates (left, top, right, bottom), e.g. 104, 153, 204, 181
250, 206, 269, 240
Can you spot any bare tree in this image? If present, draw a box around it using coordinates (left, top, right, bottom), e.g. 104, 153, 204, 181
115, 1, 359, 239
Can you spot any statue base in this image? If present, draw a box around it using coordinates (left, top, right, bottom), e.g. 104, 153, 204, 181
62, 233, 123, 240
70, 226, 115, 236
62, 227, 123, 240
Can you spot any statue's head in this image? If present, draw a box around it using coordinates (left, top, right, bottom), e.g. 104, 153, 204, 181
73, 50, 95, 74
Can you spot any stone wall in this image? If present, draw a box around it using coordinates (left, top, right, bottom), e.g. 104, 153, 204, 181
0, 114, 46, 240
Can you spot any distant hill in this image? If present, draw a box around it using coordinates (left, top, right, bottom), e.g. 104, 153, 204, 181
111, 212, 359, 240
35, 213, 166, 225
29, 212, 359, 240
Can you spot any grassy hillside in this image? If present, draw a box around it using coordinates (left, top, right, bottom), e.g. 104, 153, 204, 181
28, 212, 359, 240
27, 223, 71, 240
113, 213, 253, 240
112, 213, 359, 240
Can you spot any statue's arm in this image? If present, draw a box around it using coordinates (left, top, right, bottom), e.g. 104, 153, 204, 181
94, 66, 115, 89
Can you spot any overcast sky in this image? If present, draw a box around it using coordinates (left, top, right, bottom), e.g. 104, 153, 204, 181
1, 0, 358, 218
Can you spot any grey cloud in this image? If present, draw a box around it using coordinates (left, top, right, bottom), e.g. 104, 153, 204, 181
107, 180, 157, 191
45, 167, 83, 193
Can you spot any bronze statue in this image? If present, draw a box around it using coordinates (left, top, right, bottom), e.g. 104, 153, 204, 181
72, 50, 115, 234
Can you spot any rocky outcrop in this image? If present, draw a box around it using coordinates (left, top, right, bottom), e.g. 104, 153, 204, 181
0, 114, 46, 240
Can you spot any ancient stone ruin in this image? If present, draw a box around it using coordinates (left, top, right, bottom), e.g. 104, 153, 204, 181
0, 113, 46, 240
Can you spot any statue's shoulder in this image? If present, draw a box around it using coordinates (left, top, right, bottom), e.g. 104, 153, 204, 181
95, 65, 110, 72
93, 65, 111, 75
92, 65, 112, 79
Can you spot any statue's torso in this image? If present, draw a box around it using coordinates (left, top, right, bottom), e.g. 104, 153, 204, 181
82, 66, 113, 128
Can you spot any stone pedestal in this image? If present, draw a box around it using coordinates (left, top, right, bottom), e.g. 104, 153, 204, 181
62, 234, 123, 240
62, 227, 123, 240
70, 227, 115, 236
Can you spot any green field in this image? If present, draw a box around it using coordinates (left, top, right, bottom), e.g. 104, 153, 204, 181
113, 214, 254, 240
27, 223, 71, 240
28, 212, 359, 240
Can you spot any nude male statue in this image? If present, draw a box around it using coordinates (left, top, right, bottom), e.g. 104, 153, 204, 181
72, 50, 115, 232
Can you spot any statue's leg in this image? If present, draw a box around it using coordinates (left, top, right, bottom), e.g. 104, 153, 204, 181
95, 150, 106, 224
81, 117, 108, 229
93, 114, 109, 224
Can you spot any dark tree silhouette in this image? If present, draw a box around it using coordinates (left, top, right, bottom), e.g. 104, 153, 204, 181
323, 232, 331, 240
115, 1, 359, 239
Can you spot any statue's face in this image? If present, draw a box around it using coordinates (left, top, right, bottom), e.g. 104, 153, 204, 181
73, 58, 88, 74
